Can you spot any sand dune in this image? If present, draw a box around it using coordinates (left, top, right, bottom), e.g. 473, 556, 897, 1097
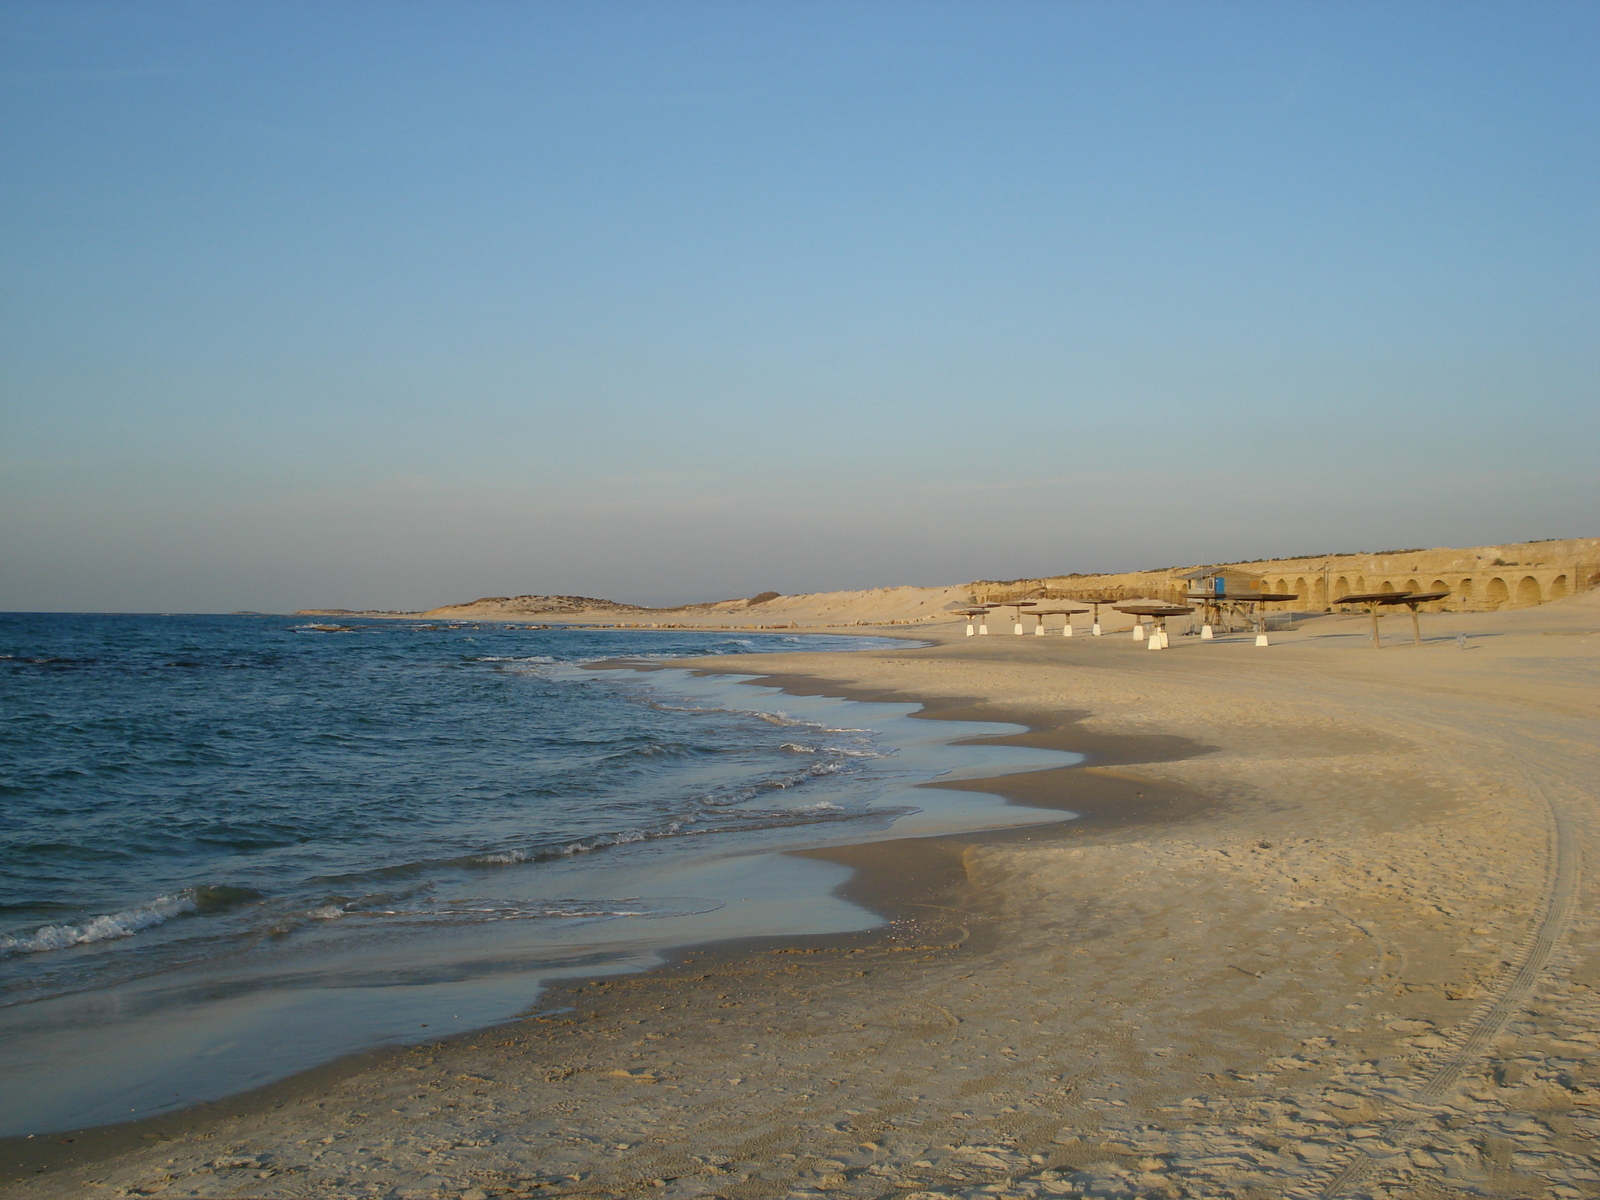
295, 538, 1599, 629
416, 584, 979, 628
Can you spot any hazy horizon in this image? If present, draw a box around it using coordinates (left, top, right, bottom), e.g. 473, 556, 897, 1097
8, 530, 1595, 616
4, 1, 1596, 613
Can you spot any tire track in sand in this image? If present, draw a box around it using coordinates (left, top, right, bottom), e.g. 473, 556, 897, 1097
1189, 668, 1588, 1199
1311, 735, 1582, 1199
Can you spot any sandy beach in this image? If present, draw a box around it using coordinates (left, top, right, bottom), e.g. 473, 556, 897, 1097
6, 592, 1599, 1200
9, 0, 1596, 1192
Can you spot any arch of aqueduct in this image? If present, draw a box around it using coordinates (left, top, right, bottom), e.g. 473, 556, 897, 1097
974, 537, 1600, 613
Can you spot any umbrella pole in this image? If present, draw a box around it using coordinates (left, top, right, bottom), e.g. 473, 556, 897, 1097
1409, 604, 1421, 646
1369, 604, 1381, 649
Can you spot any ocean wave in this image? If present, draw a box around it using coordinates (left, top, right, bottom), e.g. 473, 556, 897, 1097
756, 711, 810, 727
604, 740, 716, 762
458, 780, 903, 870
309, 896, 724, 923
295, 824, 702, 889
0, 885, 260, 957
469, 823, 682, 866
751, 713, 878, 739
696, 757, 851, 806
639, 701, 880, 749
646, 700, 877, 744
774, 741, 889, 759
2, 655, 101, 668
732, 802, 917, 829
483, 638, 779, 670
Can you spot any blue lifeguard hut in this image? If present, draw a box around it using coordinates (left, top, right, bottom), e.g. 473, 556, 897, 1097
1174, 566, 1264, 598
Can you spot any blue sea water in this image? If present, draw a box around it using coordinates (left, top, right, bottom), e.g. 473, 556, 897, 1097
0, 613, 1075, 1134
0, 615, 905, 994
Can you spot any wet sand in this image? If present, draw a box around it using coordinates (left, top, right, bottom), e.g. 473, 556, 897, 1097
6, 597, 1599, 1200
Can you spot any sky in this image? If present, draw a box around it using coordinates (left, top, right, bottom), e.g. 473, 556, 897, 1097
2, 0, 1596, 612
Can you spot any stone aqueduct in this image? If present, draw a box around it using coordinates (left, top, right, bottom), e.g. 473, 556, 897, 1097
974, 537, 1600, 613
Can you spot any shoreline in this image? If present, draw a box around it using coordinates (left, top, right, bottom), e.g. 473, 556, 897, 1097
0, 649, 1210, 1186
6, 605, 1599, 1199
0, 629, 932, 1140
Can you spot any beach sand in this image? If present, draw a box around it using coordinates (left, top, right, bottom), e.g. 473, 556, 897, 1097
6, 593, 1599, 1199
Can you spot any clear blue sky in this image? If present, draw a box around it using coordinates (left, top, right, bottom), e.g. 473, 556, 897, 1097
3, 0, 1595, 611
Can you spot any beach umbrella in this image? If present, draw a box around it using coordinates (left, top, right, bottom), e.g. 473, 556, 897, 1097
1033, 608, 1090, 636
1078, 597, 1119, 636
1338, 590, 1449, 648
956, 608, 988, 637
1113, 604, 1193, 650
1000, 601, 1038, 635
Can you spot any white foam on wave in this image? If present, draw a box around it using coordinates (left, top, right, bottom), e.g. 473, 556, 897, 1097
470, 821, 686, 866
756, 711, 810, 727
648, 702, 871, 739
0, 892, 199, 956
311, 896, 725, 923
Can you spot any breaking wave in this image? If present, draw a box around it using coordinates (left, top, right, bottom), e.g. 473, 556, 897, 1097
308, 895, 725, 923
0, 885, 260, 957
1, 619, 921, 1015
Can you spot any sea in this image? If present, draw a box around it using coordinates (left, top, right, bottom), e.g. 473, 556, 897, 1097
0, 614, 1077, 1135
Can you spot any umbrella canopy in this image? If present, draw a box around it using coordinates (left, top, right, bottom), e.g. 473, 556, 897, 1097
1340, 590, 1450, 605
1338, 589, 1451, 648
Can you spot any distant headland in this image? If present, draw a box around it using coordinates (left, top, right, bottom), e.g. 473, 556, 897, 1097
295, 537, 1599, 627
